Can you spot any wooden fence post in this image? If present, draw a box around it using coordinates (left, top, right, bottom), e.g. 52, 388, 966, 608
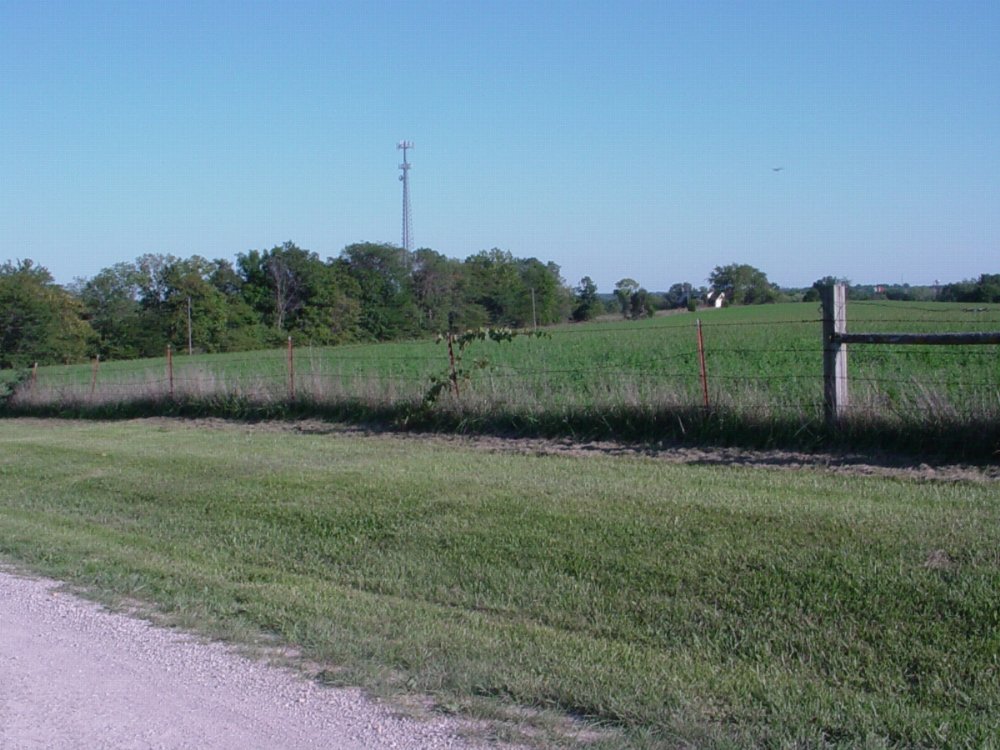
31, 362, 38, 390
287, 337, 295, 401
90, 356, 100, 398
167, 345, 174, 399
447, 333, 460, 399
696, 319, 710, 409
821, 284, 849, 427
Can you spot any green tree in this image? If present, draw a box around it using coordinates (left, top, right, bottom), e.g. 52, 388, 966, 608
299, 259, 361, 345
972, 274, 1000, 302
664, 282, 694, 309
628, 288, 654, 319
238, 242, 320, 331
940, 274, 1000, 303
464, 249, 525, 327
78, 262, 145, 359
160, 256, 233, 353
339, 242, 417, 340
0, 260, 93, 368
516, 258, 570, 326
411, 249, 477, 332
572, 276, 602, 322
708, 264, 778, 305
614, 278, 640, 318
128, 253, 179, 355
206, 259, 270, 351
803, 276, 850, 303
238, 242, 359, 344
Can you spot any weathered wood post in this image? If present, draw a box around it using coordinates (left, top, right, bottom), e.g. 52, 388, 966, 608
447, 333, 460, 399
820, 283, 849, 427
90, 355, 100, 399
287, 336, 295, 401
696, 319, 710, 409
166, 345, 174, 400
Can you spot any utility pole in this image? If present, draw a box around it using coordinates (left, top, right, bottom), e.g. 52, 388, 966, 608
187, 296, 193, 355
398, 141, 413, 252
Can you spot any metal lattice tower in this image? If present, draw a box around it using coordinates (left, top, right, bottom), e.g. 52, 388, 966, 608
398, 141, 413, 252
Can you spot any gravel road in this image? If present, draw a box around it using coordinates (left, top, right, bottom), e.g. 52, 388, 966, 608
0, 569, 515, 750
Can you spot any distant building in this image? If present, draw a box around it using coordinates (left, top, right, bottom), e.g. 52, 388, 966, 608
705, 290, 726, 308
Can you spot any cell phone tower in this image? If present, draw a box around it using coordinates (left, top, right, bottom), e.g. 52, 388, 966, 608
398, 141, 414, 252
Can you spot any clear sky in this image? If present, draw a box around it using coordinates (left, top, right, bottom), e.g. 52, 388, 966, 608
1, 0, 997, 292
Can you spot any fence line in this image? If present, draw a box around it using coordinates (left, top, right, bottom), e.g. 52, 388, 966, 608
12, 297, 999, 433
821, 283, 1000, 429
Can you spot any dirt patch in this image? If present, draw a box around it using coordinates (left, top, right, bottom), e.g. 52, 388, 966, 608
126, 416, 1000, 483
923, 549, 958, 570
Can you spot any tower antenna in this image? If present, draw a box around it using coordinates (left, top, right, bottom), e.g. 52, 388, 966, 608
398, 141, 413, 252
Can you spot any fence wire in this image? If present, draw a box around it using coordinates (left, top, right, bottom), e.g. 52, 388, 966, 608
14, 313, 1000, 427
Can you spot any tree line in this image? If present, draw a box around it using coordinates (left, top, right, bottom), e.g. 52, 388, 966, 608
1, 243, 580, 368
4, 244, 990, 370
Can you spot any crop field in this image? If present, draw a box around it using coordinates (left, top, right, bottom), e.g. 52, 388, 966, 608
4, 301, 1000, 456
0, 419, 997, 749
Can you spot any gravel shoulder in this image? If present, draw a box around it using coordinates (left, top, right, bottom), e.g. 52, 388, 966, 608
0, 568, 513, 750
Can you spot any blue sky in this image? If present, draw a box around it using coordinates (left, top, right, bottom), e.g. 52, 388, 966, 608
1, 0, 996, 292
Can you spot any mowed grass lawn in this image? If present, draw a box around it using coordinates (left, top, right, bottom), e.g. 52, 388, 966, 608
0, 419, 997, 748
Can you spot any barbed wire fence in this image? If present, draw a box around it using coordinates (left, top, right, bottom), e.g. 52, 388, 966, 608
11, 293, 1000, 447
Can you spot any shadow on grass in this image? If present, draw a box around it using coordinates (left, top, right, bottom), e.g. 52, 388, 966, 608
2, 393, 998, 464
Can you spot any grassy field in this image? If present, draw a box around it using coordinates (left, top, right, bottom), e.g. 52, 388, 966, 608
1, 419, 997, 748
4, 301, 1000, 456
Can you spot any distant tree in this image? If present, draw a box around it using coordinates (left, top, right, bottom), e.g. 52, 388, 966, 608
516, 257, 570, 326
295, 259, 361, 345
645, 291, 666, 312
628, 288, 654, 319
238, 242, 322, 331
614, 278, 640, 318
939, 281, 974, 302
340, 242, 418, 340
940, 274, 1000, 303
708, 264, 778, 305
0, 260, 93, 368
204, 259, 270, 351
412, 249, 465, 331
78, 262, 145, 359
803, 276, 850, 303
976, 274, 1000, 302
80, 255, 268, 357
464, 249, 526, 327
134, 253, 178, 311
572, 276, 602, 322
166, 257, 248, 353
125, 255, 226, 354
664, 282, 694, 309
237, 242, 359, 344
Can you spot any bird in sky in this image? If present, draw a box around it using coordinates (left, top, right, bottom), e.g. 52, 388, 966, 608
772, 167, 784, 172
